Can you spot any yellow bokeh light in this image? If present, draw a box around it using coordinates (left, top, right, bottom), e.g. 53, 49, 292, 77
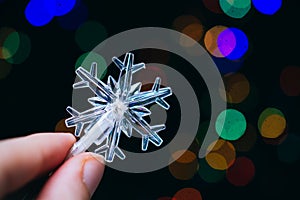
206, 152, 228, 170
204, 25, 227, 58
206, 139, 236, 170
260, 114, 286, 139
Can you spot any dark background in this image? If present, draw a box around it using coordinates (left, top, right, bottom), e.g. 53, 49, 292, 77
1, 0, 300, 199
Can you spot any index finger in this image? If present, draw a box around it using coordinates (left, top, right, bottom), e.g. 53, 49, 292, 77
0, 133, 76, 198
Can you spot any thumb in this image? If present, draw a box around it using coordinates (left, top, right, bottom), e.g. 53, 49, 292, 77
37, 152, 105, 200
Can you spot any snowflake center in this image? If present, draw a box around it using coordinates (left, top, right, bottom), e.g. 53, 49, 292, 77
110, 98, 128, 120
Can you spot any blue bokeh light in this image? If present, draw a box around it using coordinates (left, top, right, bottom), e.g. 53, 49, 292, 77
25, 0, 76, 27
25, 0, 54, 26
252, 0, 282, 15
44, 0, 76, 16
225, 28, 248, 60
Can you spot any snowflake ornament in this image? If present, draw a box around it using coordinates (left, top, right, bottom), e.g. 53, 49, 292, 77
65, 53, 172, 162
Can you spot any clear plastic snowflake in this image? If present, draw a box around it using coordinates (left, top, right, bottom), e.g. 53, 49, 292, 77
65, 53, 172, 162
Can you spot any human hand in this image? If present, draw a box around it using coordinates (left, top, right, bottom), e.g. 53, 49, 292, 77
0, 133, 105, 200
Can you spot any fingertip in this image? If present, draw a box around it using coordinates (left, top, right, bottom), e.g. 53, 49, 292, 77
38, 152, 105, 200
51, 132, 76, 142
82, 153, 105, 196
57, 132, 77, 144
25, 132, 76, 146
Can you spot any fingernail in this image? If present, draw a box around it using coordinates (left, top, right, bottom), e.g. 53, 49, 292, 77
82, 154, 105, 196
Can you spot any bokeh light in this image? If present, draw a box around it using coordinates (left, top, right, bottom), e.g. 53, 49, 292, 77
205, 139, 236, 170
75, 21, 107, 52
231, 123, 257, 152
57, 0, 88, 30
0, 60, 12, 79
198, 158, 225, 183
258, 108, 286, 139
205, 26, 248, 62
252, 0, 282, 15
215, 109, 247, 141
1, 31, 20, 59
25, 0, 54, 26
25, 0, 76, 26
202, 0, 223, 14
226, 156, 255, 186
6, 32, 31, 64
0, 27, 16, 59
220, 72, 250, 103
169, 150, 199, 180
217, 28, 236, 58
277, 133, 300, 163
75, 51, 107, 79
173, 188, 202, 200
219, 0, 251, 19
219, 28, 249, 60
204, 25, 228, 58
280, 66, 300, 96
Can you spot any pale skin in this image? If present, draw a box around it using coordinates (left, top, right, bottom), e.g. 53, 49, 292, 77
0, 133, 105, 200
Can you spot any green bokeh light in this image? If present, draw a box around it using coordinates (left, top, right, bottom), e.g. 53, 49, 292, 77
219, 0, 251, 19
75, 51, 107, 79
6, 32, 31, 64
3, 31, 20, 59
75, 21, 107, 51
0, 27, 16, 59
215, 109, 247, 140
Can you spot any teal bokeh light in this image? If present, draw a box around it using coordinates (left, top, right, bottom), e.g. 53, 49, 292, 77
215, 109, 247, 141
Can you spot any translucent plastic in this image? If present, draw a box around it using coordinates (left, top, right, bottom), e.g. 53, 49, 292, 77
65, 53, 172, 162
